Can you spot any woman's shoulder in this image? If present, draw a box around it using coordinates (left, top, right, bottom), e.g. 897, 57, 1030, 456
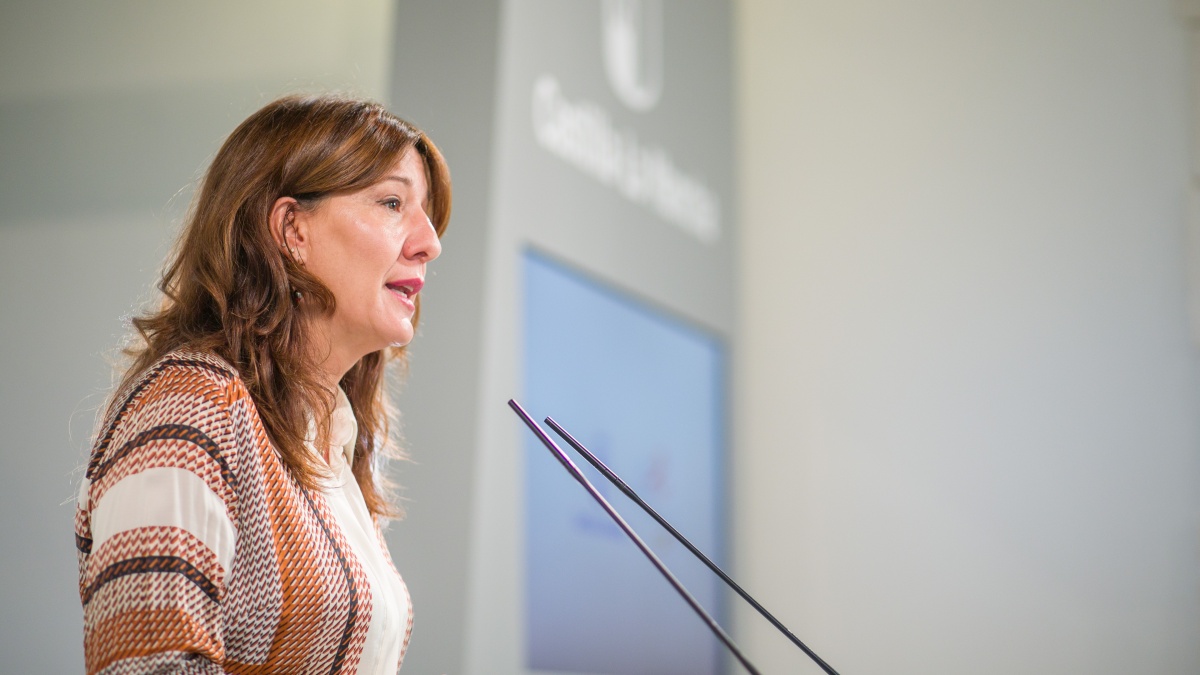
149, 346, 240, 383
126, 347, 242, 396
101, 347, 248, 433
86, 347, 253, 504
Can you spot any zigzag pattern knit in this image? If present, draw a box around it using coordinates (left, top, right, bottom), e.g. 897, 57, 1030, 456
76, 349, 406, 674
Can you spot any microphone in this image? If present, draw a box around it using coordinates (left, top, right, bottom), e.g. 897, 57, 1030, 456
509, 399, 763, 675
545, 416, 841, 675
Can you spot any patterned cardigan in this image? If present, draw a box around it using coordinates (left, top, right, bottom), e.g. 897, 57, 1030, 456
76, 349, 407, 674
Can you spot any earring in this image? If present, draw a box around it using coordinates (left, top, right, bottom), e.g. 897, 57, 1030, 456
293, 289, 303, 302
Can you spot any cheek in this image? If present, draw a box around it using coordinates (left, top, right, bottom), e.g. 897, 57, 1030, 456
318, 230, 385, 290
309, 255, 360, 298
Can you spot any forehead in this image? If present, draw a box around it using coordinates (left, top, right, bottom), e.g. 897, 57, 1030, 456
376, 150, 429, 191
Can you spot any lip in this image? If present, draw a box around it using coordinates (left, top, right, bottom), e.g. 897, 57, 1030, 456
386, 277, 424, 295
385, 277, 423, 310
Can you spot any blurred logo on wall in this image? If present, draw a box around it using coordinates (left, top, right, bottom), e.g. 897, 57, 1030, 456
531, 0, 721, 244
602, 0, 663, 112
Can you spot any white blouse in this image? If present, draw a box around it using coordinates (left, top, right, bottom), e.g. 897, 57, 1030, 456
310, 388, 413, 674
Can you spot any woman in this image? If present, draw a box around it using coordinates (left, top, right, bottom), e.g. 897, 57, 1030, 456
75, 94, 449, 674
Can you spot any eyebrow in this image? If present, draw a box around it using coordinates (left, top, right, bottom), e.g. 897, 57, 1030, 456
380, 174, 414, 187
379, 173, 431, 211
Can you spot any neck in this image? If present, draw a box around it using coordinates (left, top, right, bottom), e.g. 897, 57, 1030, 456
308, 322, 361, 391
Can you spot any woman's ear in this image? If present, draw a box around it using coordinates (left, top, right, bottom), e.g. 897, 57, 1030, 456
268, 196, 306, 264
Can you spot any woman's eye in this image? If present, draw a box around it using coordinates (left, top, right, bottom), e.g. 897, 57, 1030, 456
382, 198, 402, 210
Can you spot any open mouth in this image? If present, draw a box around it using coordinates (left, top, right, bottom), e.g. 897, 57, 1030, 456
385, 278, 424, 302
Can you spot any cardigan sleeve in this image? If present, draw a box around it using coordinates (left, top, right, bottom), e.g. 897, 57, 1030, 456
76, 358, 240, 675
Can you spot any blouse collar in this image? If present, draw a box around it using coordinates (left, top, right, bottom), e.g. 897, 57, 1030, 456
329, 386, 358, 469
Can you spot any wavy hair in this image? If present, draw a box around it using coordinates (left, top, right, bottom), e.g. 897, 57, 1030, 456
118, 94, 451, 517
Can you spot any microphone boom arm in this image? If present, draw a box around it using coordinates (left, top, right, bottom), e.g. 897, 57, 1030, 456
544, 416, 841, 675
509, 399, 763, 675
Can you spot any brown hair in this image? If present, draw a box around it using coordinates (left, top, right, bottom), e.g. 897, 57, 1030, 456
118, 93, 451, 517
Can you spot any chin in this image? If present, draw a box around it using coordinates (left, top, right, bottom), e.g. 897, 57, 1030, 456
383, 326, 415, 349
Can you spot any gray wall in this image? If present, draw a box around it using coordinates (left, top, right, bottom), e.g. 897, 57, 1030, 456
736, 1, 1200, 673
456, 3, 736, 673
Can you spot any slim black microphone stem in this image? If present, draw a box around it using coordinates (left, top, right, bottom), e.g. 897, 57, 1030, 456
545, 416, 841, 675
509, 400, 762, 675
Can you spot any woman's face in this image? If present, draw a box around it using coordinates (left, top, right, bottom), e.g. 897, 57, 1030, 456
293, 150, 442, 368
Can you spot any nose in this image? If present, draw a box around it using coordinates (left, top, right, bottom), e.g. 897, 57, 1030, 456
404, 210, 442, 263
